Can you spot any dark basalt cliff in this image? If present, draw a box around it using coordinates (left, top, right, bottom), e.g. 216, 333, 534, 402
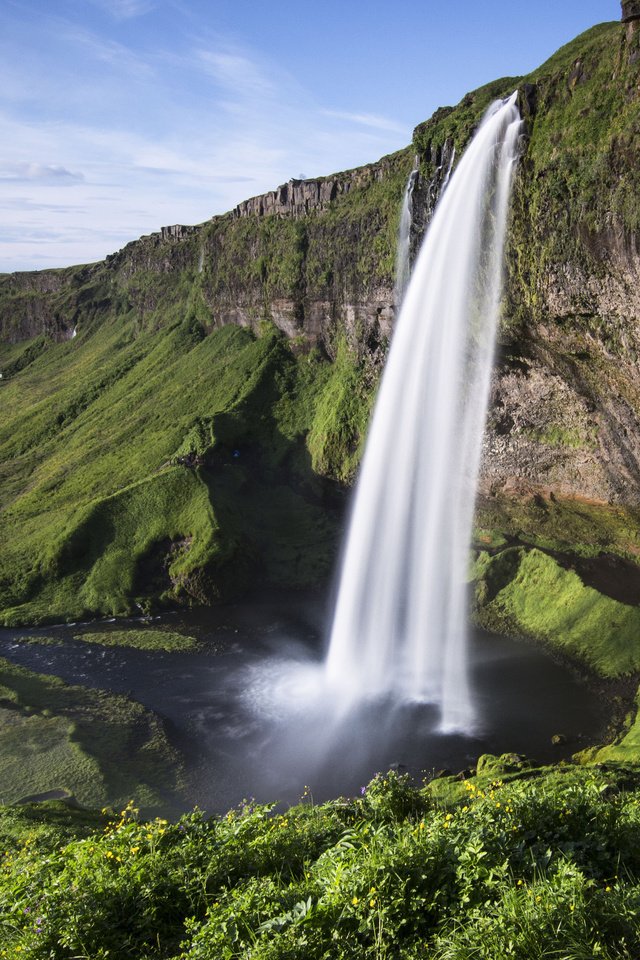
1, 11, 640, 624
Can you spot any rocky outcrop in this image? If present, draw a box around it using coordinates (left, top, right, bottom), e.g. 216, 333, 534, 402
0, 264, 98, 342
160, 224, 198, 241
233, 157, 404, 220
234, 178, 346, 218
622, 1, 640, 22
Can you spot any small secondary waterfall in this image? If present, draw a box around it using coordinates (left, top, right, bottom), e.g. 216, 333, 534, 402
325, 93, 522, 733
394, 159, 418, 308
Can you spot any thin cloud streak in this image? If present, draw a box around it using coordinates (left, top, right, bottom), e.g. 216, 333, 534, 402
321, 108, 409, 135
90, 0, 155, 20
0, 163, 85, 183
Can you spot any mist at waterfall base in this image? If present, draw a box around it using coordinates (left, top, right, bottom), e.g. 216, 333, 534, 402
0, 599, 607, 812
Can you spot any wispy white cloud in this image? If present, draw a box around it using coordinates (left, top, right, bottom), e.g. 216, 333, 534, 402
61, 25, 154, 77
0, 163, 85, 183
321, 108, 408, 135
0, 198, 84, 213
90, 0, 155, 21
196, 49, 278, 100
0, 6, 410, 272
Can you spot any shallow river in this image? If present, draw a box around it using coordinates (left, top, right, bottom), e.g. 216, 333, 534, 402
0, 593, 608, 813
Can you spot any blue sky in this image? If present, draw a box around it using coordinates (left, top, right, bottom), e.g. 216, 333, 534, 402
1, 0, 619, 272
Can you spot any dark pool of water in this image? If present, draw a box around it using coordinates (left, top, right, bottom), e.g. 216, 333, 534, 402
0, 594, 608, 813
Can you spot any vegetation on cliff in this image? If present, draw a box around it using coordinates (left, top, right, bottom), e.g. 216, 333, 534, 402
0, 320, 350, 624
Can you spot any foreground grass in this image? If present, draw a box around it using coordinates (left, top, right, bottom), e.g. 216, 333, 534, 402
2, 763, 640, 958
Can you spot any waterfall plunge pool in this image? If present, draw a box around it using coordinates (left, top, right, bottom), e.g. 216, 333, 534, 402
0, 592, 608, 814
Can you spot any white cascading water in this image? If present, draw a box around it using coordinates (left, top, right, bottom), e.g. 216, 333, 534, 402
393, 158, 418, 308
325, 93, 522, 733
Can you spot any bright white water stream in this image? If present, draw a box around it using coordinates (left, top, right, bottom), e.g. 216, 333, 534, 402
393, 158, 418, 308
326, 93, 522, 733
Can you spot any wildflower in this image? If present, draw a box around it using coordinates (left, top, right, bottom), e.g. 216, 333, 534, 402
605, 886, 611, 892
352, 897, 359, 905
131, 846, 140, 854
419, 821, 425, 830
370, 899, 376, 908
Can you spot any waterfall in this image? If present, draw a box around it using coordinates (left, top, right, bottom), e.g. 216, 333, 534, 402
393, 158, 419, 308
325, 93, 522, 733
440, 145, 456, 192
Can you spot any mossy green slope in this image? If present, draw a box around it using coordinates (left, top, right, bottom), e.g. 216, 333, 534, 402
0, 658, 185, 813
473, 546, 640, 677
0, 314, 358, 623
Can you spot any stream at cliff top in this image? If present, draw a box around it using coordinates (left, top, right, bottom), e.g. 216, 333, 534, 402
0, 592, 608, 814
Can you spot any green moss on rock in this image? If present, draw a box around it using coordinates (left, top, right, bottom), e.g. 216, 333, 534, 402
473, 547, 640, 677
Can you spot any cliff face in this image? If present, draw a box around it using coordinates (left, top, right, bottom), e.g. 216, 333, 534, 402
1, 150, 411, 360
2, 15, 640, 624
402, 21, 640, 510
487, 21, 640, 508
